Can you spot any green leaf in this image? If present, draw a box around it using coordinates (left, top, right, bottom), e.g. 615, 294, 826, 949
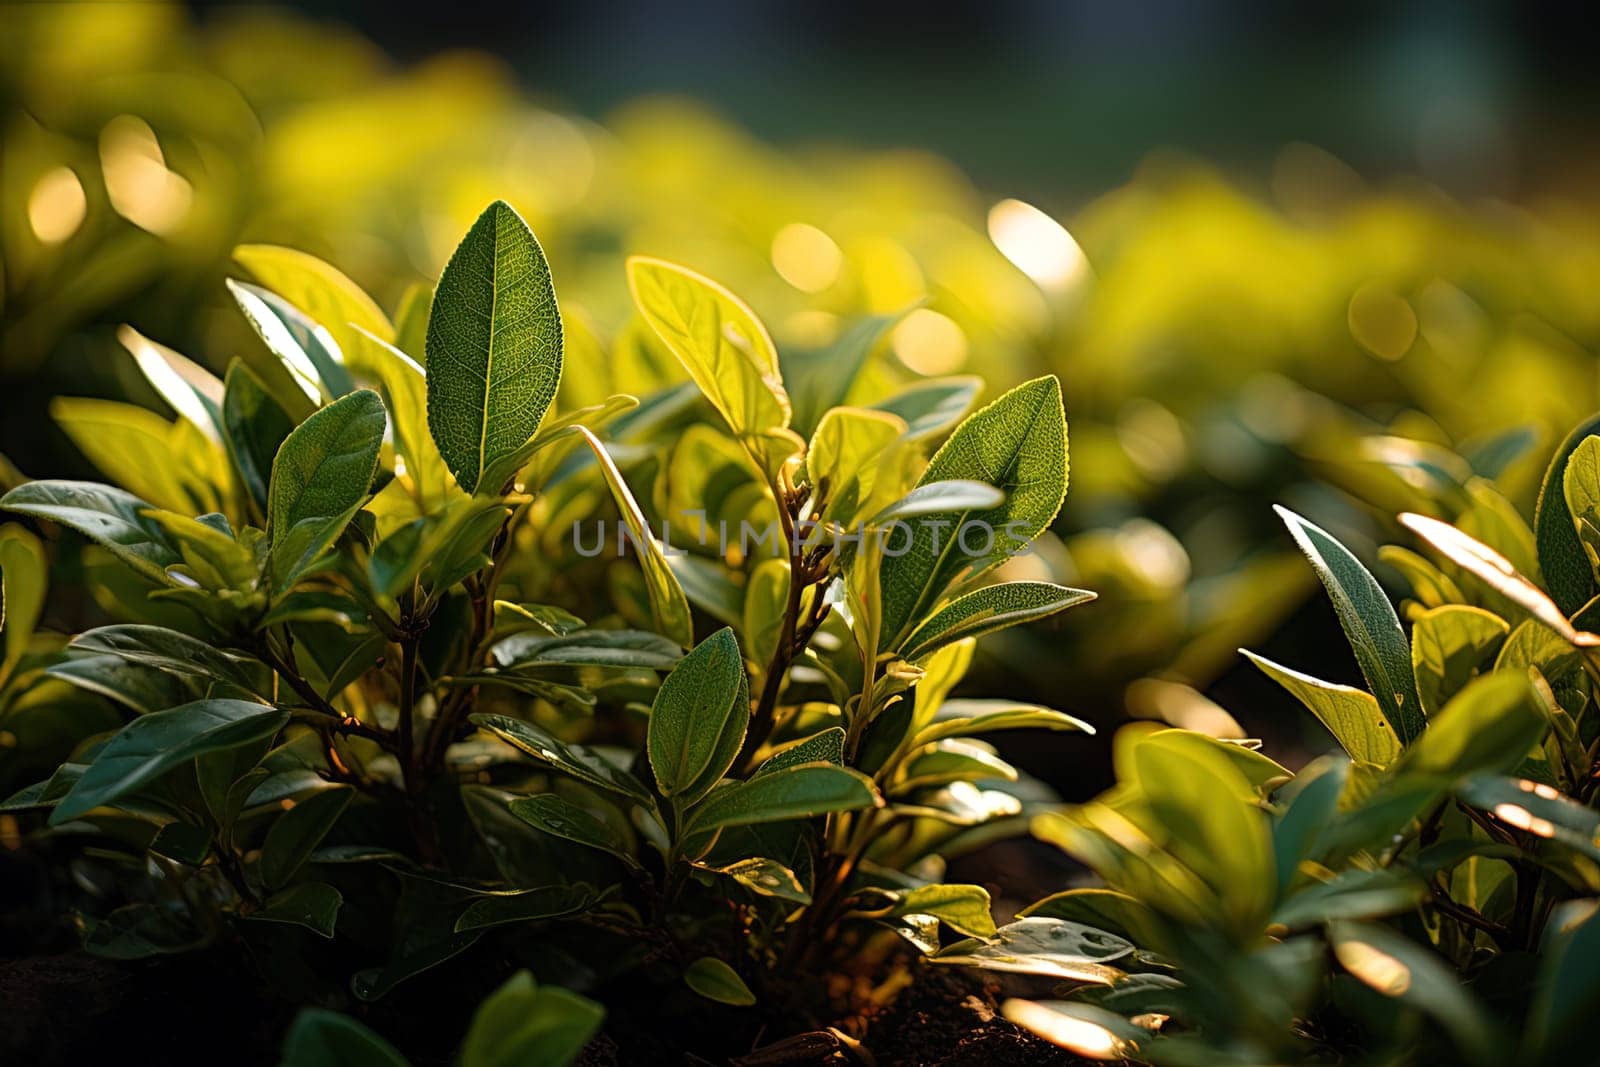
1410, 605, 1509, 718
281, 1008, 409, 1067
1271, 868, 1426, 930
1526, 899, 1600, 1060
930, 916, 1131, 984
228, 279, 355, 402
1276, 505, 1424, 743
626, 256, 796, 476
877, 376, 1068, 645
507, 793, 636, 866
1535, 416, 1600, 616
786, 310, 906, 436
426, 200, 563, 494
51, 699, 288, 824
877, 883, 998, 939
45, 654, 199, 715
477, 393, 640, 496
260, 785, 354, 889
870, 479, 1004, 523
70, 624, 267, 695
1398, 670, 1546, 780
1242, 650, 1401, 765
461, 970, 604, 1067
350, 330, 449, 505
1400, 512, 1599, 650
742, 558, 789, 671
647, 627, 749, 801
1, 480, 182, 584
472, 713, 652, 803
897, 740, 1017, 791
453, 884, 598, 933
914, 700, 1094, 746
1456, 773, 1600, 862
268, 389, 386, 589
491, 629, 682, 670
703, 857, 809, 903
683, 957, 756, 1006
233, 243, 394, 372
1329, 920, 1500, 1064
50, 397, 202, 513
1, 524, 46, 679
221, 362, 294, 514
899, 581, 1095, 663
871, 376, 982, 441
115, 325, 226, 440
755, 727, 845, 776
1272, 757, 1348, 890
562, 425, 694, 647
249, 882, 343, 939
684, 763, 878, 833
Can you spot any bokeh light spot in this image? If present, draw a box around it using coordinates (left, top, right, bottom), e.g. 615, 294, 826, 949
891, 308, 967, 374
771, 222, 843, 293
987, 198, 1088, 291
28, 166, 87, 244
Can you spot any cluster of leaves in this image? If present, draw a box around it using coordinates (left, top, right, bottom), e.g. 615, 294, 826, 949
0, 200, 1096, 1061
932, 416, 1600, 1064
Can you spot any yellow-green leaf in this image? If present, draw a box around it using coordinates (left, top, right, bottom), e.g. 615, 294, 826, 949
426, 200, 563, 495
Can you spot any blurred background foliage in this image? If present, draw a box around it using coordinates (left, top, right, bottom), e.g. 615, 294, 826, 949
8, 1, 1600, 792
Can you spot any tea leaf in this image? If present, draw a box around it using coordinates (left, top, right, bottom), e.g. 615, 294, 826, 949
50, 398, 198, 513
870, 479, 1004, 523
626, 256, 797, 474
491, 629, 682, 671
281, 1008, 408, 1067
1277, 506, 1424, 743
878, 376, 1068, 645
233, 243, 394, 367
914, 700, 1094, 746
221, 362, 294, 513
508, 793, 636, 866
931, 916, 1131, 984
461, 970, 604, 1067
562, 425, 693, 647
871, 376, 982, 441
51, 699, 288, 824
1329, 920, 1499, 1062
705, 857, 809, 903
755, 727, 845, 777
1536, 417, 1600, 615
1, 524, 46, 679
228, 279, 355, 402
268, 389, 385, 589
426, 200, 562, 494
115, 325, 225, 441
249, 882, 343, 939
1, 480, 182, 583
685, 763, 877, 833
70, 624, 268, 695
261, 785, 354, 889
878, 883, 997, 939
684, 957, 756, 1006
647, 627, 749, 801
1410, 605, 1509, 718
1242, 650, 1401, 765
899, 581, 1095, 663
1400, 512, 1599, 649
1398, 671, 1546, 780
472, 713, 652, 803
1456, 773, 1600, 863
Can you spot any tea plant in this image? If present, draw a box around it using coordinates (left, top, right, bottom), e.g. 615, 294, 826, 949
935, 416, 1600, 1064
0, 200, 1094, 1059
